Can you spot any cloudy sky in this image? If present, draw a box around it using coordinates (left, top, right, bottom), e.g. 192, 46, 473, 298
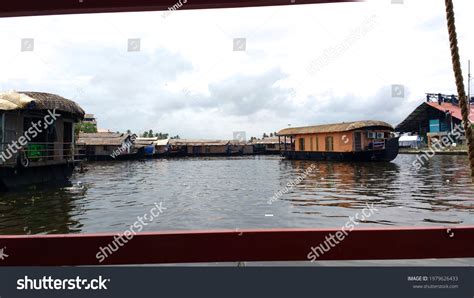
0, 0, 472, 139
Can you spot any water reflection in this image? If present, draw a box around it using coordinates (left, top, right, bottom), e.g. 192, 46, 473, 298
0, 155, 472, 235
0, 183, 87, 234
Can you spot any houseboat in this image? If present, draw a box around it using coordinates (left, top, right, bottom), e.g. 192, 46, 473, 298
0, 91, 85, 190
76, 132, 142, 161
251, 136, 291, 154
277, 120, 399, 162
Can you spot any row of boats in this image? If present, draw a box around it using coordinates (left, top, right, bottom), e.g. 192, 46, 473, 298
0, 91, 399, 190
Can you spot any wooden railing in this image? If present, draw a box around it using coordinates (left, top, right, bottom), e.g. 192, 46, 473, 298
0, 226, 473, 266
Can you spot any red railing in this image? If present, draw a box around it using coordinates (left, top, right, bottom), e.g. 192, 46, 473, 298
1, 226, 473, 266
0, 0, 358, 18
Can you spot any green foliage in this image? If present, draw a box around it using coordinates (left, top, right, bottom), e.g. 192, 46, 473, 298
75, 122, 97, 135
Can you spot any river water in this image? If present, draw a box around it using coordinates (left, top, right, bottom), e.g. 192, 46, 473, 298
0, 154, 473, 235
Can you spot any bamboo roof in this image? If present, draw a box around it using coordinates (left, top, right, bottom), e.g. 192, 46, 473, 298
169, 139, 230, 146
251, 137, 291, 144
77, 132, 132, 146
278, 120, 393, 136
0, 91, 85, 118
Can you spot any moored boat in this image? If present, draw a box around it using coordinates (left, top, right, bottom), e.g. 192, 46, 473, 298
277, 120, 399, 162
0, 91, 85, 190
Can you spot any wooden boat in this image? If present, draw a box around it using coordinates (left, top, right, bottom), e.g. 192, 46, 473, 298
0, 91, 84, 190
278, 120, 399, 162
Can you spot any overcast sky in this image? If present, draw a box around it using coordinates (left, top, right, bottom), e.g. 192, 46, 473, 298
0, 0, 473, 139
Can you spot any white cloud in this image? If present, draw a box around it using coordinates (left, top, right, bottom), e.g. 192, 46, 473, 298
0, 0, 472, 139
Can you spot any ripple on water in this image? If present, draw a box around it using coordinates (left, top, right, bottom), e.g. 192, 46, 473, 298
0, 155, 472, 234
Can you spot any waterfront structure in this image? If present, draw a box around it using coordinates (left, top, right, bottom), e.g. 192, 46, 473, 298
155, 138, 170, 155
229, 140, 254, 155
168, 139, 231, 156
0, 91, 84, 189
76, 132, 139, 160
251, 136, 291, 154
398, 135, 423, 149
134, 137, 158, 157
278, 120, 399, 161
396, 93, 474, 147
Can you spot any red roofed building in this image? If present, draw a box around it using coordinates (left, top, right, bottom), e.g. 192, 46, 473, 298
397, 95, 473, 133
396, 94, 473, 146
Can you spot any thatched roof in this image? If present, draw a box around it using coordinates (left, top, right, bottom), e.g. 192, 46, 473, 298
134, 137, 170, 146
169, 139, 230, 146
0, 91, 85, 118
135, 137, 156, 146
278, 120, 393, 136
251, 137, 291, 144
77, 132, 133, 146
155, 138, 170, 146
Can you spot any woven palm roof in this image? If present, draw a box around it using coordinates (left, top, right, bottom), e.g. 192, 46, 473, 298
169, 139, 230, 146
0, 91, 85, 118
77, 132, 132, 146
278, 120, 393, 136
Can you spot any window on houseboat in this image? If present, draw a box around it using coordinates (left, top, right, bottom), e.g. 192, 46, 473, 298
325, 136, 334, 151
299, 138, 305, 151
315, 136, 318, 151
367, 131, 376, 139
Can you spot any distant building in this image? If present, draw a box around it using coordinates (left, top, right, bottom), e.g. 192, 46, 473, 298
83, 114, 97, 125
396, 93, 474, 146
97, 128, 111, 133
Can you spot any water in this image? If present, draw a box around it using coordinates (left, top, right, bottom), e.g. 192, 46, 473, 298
0, 154, 473, 235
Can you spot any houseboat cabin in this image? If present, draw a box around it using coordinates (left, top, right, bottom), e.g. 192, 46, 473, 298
277, 120, 399, 162
134, 137, 158, 157
0, 91, 84, 189
76, 132, 139, 160
251, 136, 291, 154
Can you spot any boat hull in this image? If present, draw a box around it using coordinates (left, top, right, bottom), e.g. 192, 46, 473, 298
0, 163, 76, 190
282, 137, 399, 162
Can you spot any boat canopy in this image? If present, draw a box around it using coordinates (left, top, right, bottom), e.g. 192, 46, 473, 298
0, 90, 85, 118
277, 120, 394, 136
